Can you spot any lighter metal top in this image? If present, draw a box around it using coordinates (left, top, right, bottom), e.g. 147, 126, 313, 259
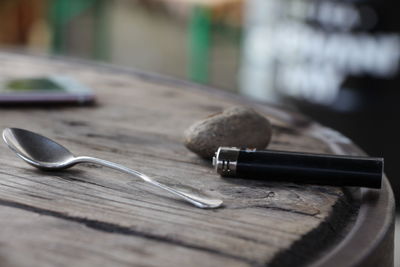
213, 147, 240, 176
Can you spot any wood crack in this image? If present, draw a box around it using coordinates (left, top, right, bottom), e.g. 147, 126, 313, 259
231, 205, 320, 217
267, 189, 359, 267
0, 198, 258, 266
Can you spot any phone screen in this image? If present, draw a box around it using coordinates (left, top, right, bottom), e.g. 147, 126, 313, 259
0, 76, 95, 104
4, 78, 65, 92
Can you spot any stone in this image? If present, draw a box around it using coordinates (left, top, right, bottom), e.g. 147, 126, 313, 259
184, 106, 272, 158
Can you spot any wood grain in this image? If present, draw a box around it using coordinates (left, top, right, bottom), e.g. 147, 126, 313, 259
0, 52, 368, 267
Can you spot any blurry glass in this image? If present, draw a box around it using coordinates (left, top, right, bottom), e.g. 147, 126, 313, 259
240, 0, 400, 111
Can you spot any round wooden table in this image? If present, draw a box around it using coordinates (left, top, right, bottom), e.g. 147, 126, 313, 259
0, 52, 394, 267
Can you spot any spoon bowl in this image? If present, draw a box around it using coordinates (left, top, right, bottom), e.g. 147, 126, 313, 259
3, 128, 223, 209
3, 128, 76, 170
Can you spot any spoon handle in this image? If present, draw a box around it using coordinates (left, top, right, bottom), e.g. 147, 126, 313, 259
74, 156, 222, 209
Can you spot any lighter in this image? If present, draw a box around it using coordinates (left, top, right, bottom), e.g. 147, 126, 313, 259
212, 147, 383, 188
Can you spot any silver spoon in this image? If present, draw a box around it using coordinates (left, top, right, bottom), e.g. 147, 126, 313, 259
2, 128, 223, 209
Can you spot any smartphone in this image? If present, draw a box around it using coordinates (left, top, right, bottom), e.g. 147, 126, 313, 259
0, 76, 95, 104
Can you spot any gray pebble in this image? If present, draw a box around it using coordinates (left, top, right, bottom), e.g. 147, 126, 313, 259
184, 106, 272, 158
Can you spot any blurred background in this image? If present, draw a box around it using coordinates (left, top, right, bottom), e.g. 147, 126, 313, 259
0, 0, 399, 263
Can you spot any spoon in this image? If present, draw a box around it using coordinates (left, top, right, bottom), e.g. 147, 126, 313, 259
2, 128, 223, 209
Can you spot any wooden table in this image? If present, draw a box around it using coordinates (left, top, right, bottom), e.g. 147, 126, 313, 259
0, 52, 394, 267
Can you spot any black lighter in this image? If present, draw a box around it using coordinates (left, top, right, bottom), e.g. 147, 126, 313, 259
212, 147, 383, 188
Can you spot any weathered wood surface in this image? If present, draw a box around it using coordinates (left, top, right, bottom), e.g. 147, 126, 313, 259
0, 52, 394, 267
